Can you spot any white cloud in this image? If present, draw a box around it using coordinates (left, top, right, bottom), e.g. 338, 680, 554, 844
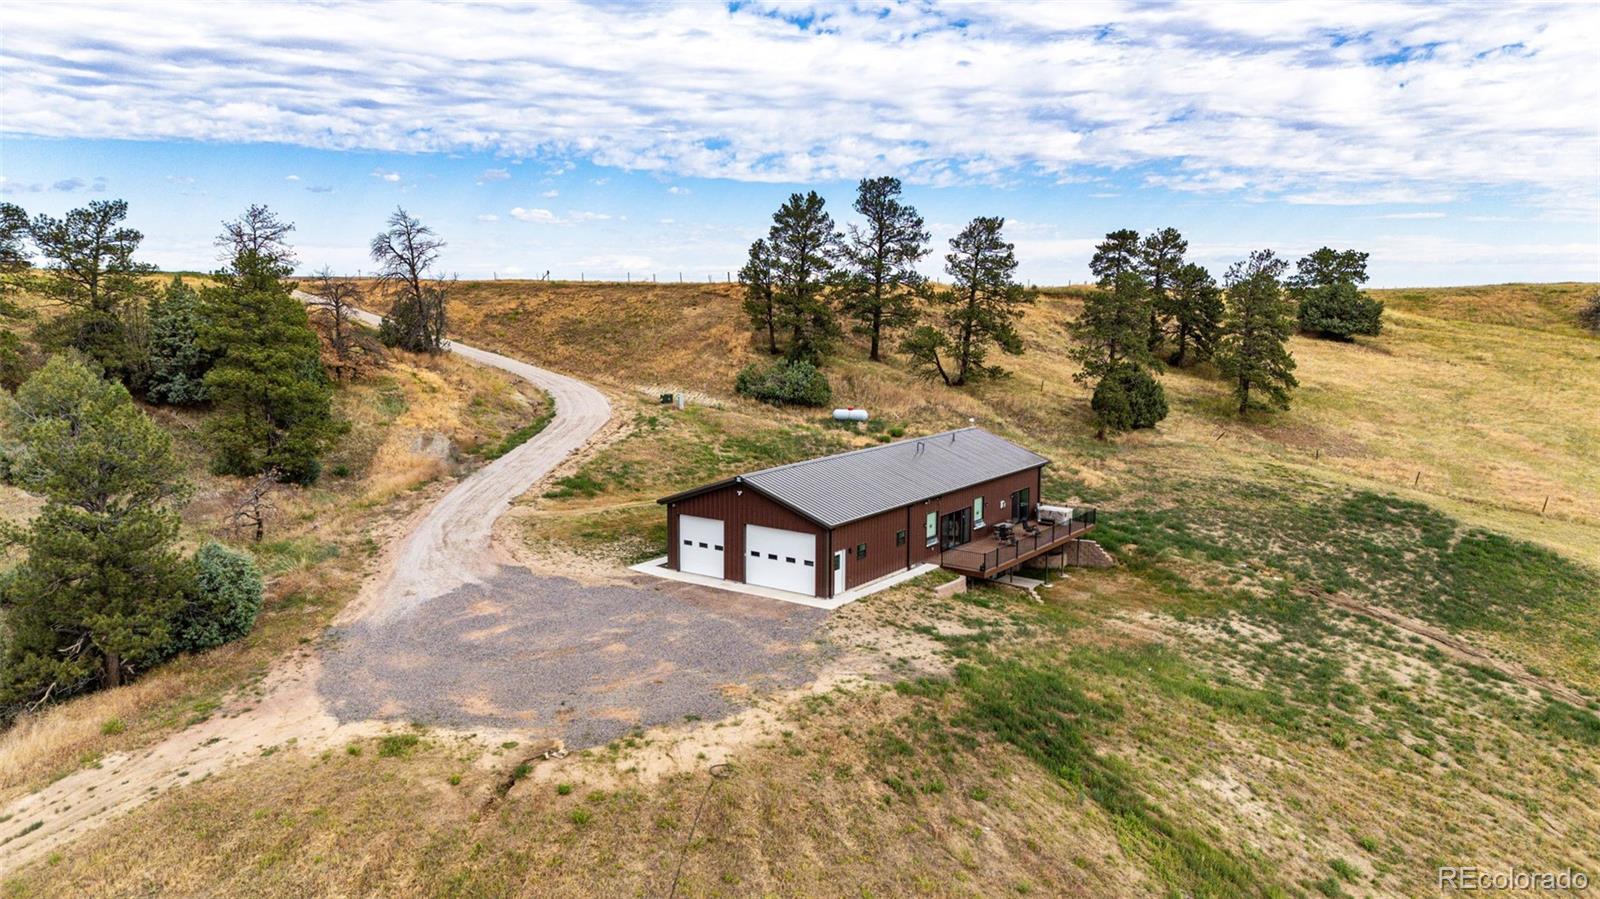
540, 189, 559, 198
509, 206, 557, 223
478, 168, 510, 183
1376, 211, 1447, 220
508, 206, 610, 225
370, 168, 401, 183
476, 213, 500, 222
284, 174, 300, 181
0, 1, 1594, 213
667, 186, 690, 195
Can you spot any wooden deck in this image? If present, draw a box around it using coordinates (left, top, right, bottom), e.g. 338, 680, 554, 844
939, 513, 1096, 579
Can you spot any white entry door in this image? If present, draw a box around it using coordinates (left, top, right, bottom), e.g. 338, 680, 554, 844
678, 515, 725, 579
744, 524, 816, 595
833, 549, 846, 595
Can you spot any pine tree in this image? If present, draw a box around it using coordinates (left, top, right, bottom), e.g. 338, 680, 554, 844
766, 192, 840, 364
0, 355, 191, 708
1089, 229, 1142, 283
1166, 262, 1224, 366
1069, 270, 1163, 437
738, 239, 780, 355
1216, 250, 1298, 414
1140, 227, 1188, 350
1289, 247, 1383, 340
145, 276, 213, 405
837, 177, 930, 361
901, 217, 1033, 386
0, 201, 28, 317
201, 206, 339, 484
24, 200, 155, 380
0, 202, 31, 389
1069, 271, 1156, 384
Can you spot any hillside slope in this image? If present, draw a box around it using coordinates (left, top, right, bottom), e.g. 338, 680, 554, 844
448, 279, 1599, 564
8, 281, 1598, 898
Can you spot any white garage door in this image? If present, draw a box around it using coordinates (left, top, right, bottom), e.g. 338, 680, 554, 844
678, 515, 725, 579
744, 524, 816, 595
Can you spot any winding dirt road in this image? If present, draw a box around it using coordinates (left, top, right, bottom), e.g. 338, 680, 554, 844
0, 298, 613, 873
320, 297, 613, 621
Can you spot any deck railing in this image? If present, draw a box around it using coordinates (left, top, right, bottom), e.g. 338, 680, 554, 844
940, 507, 1097, 577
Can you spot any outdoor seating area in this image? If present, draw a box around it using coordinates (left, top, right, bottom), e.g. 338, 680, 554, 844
939, 507, 1097, 579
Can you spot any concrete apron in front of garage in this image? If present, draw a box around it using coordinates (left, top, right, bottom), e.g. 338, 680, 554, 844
630, 557, 941, 610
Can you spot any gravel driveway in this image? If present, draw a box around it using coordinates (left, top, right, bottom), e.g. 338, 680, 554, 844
318, 569, 829, 748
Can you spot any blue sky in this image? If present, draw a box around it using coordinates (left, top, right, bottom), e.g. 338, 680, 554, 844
2, 1, 1596, 287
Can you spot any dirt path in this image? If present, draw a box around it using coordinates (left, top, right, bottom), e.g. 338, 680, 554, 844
0, 301, 613, 874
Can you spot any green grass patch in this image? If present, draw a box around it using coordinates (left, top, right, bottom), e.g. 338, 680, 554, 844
254, 536, 341, 576
376, 734, 421, 758
1095, 481, 1600, 638
949, 658, 1273, 897
477, 394, 556, 461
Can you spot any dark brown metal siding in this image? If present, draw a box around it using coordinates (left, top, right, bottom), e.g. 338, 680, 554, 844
911, 466, 1046, 565
666, 463, 1046, 597
666, 485, 828, 596
832, 505, 914, 591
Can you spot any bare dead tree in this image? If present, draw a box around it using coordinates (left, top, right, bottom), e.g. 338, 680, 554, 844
227, 469, 282, 543
369, 207, 449, 352
309, 267, 360, 362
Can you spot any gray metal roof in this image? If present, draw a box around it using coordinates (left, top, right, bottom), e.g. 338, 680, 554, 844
729, 427, 1048, 528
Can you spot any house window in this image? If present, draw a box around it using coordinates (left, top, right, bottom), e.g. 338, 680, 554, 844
856, 543, 867, 560
973, 497, 985, 528
895, 529, 907, 546
925, 511, 937, 546
1011, 487, 1031, 521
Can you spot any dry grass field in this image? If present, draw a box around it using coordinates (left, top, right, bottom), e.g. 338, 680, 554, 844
5, 280, 1598, 897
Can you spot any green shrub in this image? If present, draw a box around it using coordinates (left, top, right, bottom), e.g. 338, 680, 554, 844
1297, 283, 1383, 340
1090, 364, 1168, 434
1579, 292, 1600, 334
168, 542, 264, 656
733, 358, 832, 407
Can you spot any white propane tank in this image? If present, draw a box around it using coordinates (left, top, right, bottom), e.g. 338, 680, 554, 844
832, 408, 869, 422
